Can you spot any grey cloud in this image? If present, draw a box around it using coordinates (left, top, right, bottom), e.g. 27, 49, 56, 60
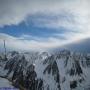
0, 0, 89, 27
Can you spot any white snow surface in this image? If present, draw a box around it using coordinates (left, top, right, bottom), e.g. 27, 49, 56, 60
0, 77, 13, 87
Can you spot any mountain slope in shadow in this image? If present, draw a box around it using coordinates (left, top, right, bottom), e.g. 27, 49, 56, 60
62, 38, 90, 53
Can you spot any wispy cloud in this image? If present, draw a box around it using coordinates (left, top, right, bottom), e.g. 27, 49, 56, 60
0, 33, 66, 51
0, 32, 88, 51
0, 0, 89, 28
25, 12, 76, 30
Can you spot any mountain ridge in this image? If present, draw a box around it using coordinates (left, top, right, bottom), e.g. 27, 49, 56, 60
0, 50, 90, 90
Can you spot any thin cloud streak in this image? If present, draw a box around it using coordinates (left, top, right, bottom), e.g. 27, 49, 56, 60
0, 32, 89, 51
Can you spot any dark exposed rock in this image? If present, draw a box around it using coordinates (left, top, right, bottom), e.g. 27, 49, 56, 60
70, 81, 77, 89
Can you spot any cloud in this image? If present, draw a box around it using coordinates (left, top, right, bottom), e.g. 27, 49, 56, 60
0, 0, 90, 36
25, 11, 90, 40
0, 0, 90, 51
25, 12, 77, 30
0, 32, 89, 51
0, 0, 90, 28
0, 33, 64, 51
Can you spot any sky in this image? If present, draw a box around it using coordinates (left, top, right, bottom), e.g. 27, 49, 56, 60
0, 0, 90, 51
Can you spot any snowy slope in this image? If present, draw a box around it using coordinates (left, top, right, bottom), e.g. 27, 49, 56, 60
0, 77, 13, 87
34, 50, 90, 90
0, 50, 90, 90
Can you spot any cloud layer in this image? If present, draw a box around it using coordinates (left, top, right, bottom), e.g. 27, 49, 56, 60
0, 0, 90, 51
0, 0, 89, 27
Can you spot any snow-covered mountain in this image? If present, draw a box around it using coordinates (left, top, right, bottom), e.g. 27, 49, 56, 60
0, 50, 90, 90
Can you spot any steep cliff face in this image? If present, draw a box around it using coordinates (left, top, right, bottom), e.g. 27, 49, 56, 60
0, 51, 44, 90
0, 50, 90, 90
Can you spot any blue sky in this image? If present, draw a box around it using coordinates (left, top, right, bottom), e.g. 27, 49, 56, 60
0, 0, 90, 51
0, 21, 65, 38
